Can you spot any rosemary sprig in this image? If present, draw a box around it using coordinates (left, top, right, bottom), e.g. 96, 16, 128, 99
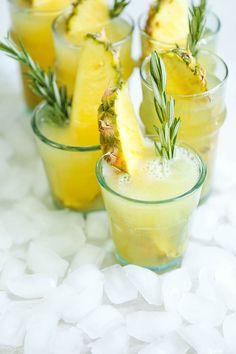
110, 0, 130, 18
150, 51, 180, 161
0, 36, 71, 124
187, 0, 207, 56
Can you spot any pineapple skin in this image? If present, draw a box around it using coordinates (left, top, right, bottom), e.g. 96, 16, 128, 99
98, 83, 128, 172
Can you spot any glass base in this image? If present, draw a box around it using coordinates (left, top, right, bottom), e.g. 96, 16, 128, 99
52, 193, 105, 214
115, 253, 183, 274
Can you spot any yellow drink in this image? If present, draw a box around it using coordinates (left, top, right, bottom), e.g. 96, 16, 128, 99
138, 11, 221, 60
140, 51, 228, 200
52, 12, 134, 95
32, 103, 102, 211
9, 0, 70, 109
96, 144, 206, 272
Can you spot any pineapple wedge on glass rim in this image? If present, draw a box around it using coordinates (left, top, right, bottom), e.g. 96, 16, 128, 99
145, 0, 189, 45
98, 82, 145, 174
160, 47, 208, 94
66, 0, 110, 36
70, 32, 121, 146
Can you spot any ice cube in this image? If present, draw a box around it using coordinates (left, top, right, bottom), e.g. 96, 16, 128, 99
1, 210, 40, 245
214, 264, 236, 311
79, 305, 124, 339
86, 212, 109, 241
0, 251, 8, 273
103, 265, 138, 305
0, 308, 27, 347
0, 165, 33, 202
0, 257, 26, 290
183, 242, 236, 279
46, 282, 103, 323
124, 265, 162, 306
138, 332, 189, 354
49, 326, 84, 354
0, 292, 11, 315
227, 197, 236, 226
178, 324, 225, 354
40, 210, 85, 234
0, 223, 12, 250
35, 224, 85, 258
24, 312, 58, 354
6, 274, 57, 299
214, 224, 236, 254
70, 244, 106, 271
27, 242, 68, 278
161, 268, 191, 313
178, 293, 226, 327
4, 118, 37, 160
65, 264, 104, 293
90, 326, 129, 354
223, 313, 236, 353
126, 311, 182, 342
197, 268, 222, 303
32, 160, 49, 199
191, 204, 220, 242
0, 137, 14, 161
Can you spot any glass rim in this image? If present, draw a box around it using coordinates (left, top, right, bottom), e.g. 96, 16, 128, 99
138, 10, 221, 45
31, 102, 100, 152
140, 50, 229, 99
96, 143, 207, 205
52, 10, 135, 50
8, 0, 69, 15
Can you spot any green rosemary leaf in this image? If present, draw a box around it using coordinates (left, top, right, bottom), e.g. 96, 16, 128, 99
150, 51, 181, 161
110, 0, 130, 18
0, 35, 71, 125
187, 0, 207, 56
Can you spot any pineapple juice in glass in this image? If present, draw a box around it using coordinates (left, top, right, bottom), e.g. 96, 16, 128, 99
139, 11, 221, 59
30, 33, 120, 211
140, 51, 228, 200
95, 47, 206, 272
8, 0, 70, 109
97, 144, 206, 271
32, 102, 102, 211
52, 11, 134, 95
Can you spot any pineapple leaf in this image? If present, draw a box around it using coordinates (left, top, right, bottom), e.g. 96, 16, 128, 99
110, 0, 130, 18
0, 35, 71, 125
187, 0, 207, 56
150, 51, 181, 161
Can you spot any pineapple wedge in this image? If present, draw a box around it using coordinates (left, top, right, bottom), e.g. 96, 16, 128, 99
70, 33, 120, 146
66, 0, 110, 36
145, 0, 189, 45
98, 82, 145, 173
161, 48, 207, 94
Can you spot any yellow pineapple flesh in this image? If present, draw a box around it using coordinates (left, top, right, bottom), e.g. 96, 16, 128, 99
70, 33, 120, 146
66, 0, 110, 37
29, 0, 70, 11
145, 0, 189, 45
160, 48, 208, 94
98, 82, 145, 173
